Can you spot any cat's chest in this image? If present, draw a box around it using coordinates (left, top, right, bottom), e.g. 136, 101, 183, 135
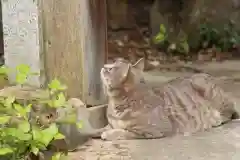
107, 98, 159, 128
107, 101, 133, 119
107, 100, 140, 127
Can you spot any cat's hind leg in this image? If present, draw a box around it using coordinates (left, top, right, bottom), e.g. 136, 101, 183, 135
191, 73, 240, 122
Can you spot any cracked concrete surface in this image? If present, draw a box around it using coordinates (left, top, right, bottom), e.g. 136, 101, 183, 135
70, 120, 240, 160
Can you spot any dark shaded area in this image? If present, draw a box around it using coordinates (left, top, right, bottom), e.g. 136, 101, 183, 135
0, 0, 4, 59
127, 0, 154, 26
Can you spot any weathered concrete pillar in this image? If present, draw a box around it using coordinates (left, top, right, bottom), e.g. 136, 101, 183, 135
1, 0, 44, 87
1, 0, 107, 105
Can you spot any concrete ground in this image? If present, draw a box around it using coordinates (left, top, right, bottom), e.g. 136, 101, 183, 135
69, 60, 240, 160
70, 120, 240, 160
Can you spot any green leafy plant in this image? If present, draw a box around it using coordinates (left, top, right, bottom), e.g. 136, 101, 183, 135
153, 24, 189, 54
218, 23, 240, 51
153, 24, 167, 44
199, 23, 220, 49
0, 65, 82, 160
199, 22, 240, 52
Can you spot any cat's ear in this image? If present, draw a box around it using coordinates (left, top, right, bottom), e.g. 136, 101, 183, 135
132, 58, 145, 71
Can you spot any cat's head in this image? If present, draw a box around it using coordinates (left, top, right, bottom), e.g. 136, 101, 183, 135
101, 58, 145, 96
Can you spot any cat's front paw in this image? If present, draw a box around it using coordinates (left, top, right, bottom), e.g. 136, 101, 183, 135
101, 130, 122, 141
101, 131, 109, 140
101, 129, 132, 141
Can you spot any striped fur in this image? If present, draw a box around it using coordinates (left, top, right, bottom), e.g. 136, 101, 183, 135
100, 59, 239, 140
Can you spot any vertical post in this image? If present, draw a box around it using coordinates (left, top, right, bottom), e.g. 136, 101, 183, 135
86, 0, 108, 104
39, 0, 107, 105
1, 0, 45, 87
0, 0, 4, 61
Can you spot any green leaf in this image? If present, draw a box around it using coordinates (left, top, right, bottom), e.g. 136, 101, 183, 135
178, 41, 189, 54
32, 127, 48, 150
4, 96, 15, 107
16, 64, 30, 75
53, 93, 66, 108
212, 28, 219, 35
38, 135, 53, 147
19, 133, 32, 141
16, 73, 28, 84
15, 64, 31, 84
14, 103, 31, 118
0, 116, 11, 124
154, 33, 165, 44
25, 104, 32, 113
43, 123, 59, 135
48, 79, 67, 91
5, 128, 32, 140
4, 128, 17, 136
216, 47, 222, 52
0, 148, 14, 155
17, 145, 29, 155
159, 24, 166, 34
18, 121, 30, 133
52, 152, 66, 160
0, 66, 9, 75
14, 103, 27, 118
41, 124, 59, 146
51, 152, 61, 160
32, 127, 42, 141
31, 146, 39, 155
76, 121, 83, 129
47, 100, 54, 108
54, 133, 65, 140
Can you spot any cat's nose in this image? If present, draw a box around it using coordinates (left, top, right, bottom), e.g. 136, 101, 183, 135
101, 68, 106, 73
102, 67, 107, 73
101, 68, 108, 75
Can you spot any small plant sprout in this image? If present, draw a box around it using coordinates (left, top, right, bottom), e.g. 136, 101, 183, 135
154, 24, 167, 44
153, 24, 189, 54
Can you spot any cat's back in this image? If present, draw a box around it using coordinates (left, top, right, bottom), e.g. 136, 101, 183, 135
151, 73, 216, 100
151, 73, 238, 133
131, 83, 166, 107
107, 83, 167, 121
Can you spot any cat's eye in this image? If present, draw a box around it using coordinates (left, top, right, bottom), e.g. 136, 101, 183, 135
108, 68, 113, 72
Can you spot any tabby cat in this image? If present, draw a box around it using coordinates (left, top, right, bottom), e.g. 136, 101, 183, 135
100, 58, 239, 141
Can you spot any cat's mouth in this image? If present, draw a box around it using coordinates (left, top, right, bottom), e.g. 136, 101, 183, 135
101, 67, 118, 91
100, 67, 108, 79
101, 64, 114, 78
